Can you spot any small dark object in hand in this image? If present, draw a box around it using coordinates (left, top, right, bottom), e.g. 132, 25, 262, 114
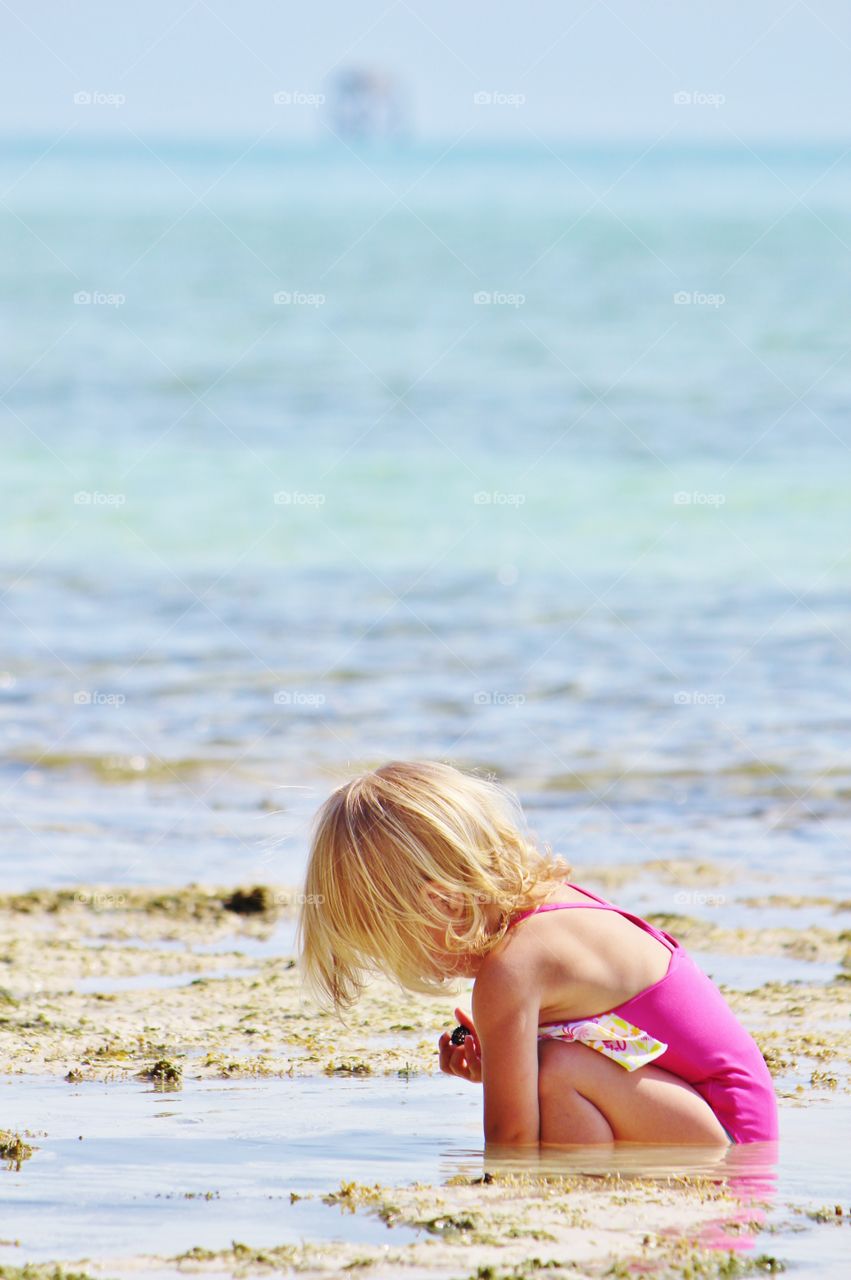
450, 1025, 471, 1046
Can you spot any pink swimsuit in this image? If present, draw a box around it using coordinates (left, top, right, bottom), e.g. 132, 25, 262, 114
511, 883, 779, 1145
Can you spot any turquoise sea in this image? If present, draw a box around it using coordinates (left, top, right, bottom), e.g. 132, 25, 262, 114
2, 136, 851, 1277
1, 137, 850, 894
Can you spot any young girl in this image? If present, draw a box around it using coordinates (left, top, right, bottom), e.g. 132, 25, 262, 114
299, 760, 779, 1147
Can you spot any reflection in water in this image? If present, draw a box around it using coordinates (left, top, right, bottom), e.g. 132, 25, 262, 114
444, 1140, 780, 1255
475, 1136, 780, 1191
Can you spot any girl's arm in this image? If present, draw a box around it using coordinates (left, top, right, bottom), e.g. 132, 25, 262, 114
472, 955, 542, 1147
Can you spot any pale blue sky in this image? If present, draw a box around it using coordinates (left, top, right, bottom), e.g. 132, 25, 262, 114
0, 0, 849, 142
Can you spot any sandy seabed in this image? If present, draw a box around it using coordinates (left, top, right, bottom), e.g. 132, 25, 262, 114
0, 864, 849, 1279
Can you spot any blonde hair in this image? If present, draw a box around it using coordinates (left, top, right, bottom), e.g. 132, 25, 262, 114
297, 759, 571, 1010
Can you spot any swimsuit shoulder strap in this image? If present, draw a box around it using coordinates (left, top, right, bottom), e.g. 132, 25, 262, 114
509, 882, 611, 925
509, 882, 677, 954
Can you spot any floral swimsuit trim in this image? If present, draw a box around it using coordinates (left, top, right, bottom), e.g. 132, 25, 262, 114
536, 1011, 668, 1071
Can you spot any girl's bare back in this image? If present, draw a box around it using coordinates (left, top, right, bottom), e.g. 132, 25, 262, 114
495, 884, 674, 1025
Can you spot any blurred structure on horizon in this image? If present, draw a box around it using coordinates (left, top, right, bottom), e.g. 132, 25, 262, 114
328, 67, 408, 140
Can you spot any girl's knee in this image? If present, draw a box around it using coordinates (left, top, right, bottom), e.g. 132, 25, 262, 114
537, 1039, 586, 1099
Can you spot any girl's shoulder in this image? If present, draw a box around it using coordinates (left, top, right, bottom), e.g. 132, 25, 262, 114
476, 914, 557, 989
472, 934, 543, 1024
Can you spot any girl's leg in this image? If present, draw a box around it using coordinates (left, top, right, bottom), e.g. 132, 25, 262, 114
537, 1039, 730, 1146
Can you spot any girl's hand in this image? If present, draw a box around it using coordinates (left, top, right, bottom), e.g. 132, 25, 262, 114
438, 1006, 482, 1083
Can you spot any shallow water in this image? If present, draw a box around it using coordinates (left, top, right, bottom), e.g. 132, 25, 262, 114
71, 966, 260, 995
688, 951, 842, 990
79, 918, 300, 958
1, 1074, 848, 1274
2, 138, 851, 897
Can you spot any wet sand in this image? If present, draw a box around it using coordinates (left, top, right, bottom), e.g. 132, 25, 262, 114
1, 865, 849, 1277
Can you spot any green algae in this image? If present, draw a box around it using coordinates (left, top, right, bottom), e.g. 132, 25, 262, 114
155, 1189, 221, 1200
740, 894, 851, 911
139, 1058, 183, 1088
646, 913, 702, 932
0, 882, 287, 923
324, 1059, 373, 1076
605, 1253, 785, 1277
1, 880, 848, 1100
12, 751, 221, 782
175, 1241, 301, 1269
0, 1131, 33, 1171
0, 1267, 104, 1280
223, 885, 277, 914
756, 1046, 797, 1075
800, 1203, 847, 1222
459, 1262, 565, 1278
